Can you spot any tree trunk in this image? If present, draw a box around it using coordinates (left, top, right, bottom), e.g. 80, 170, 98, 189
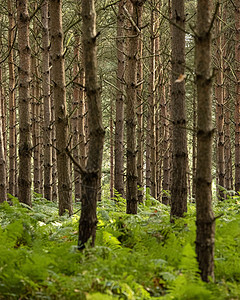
31, 32, 41, 194
78, 0, 105, 249
49, 0, 72, 215
0, 33, 7, 203
125, 0, 145, 214
42, 0, 52, 201
235, 1, 240, 193
223, 6, 233, 191
192, 89, 197, 200
17, 0, 32, 206
114, 0, 125, 198
195, 0, 215, 282
149, 5, 157, 199
136, 4, 144, 204
161, 85, 170, 205
72, 33, 81, 201
8, 0, 17, 197
215, 11, 225, 199
110, 98, 114, 199
170, 0, 188, 219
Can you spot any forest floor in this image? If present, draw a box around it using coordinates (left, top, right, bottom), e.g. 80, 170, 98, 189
0, 188, 239, 299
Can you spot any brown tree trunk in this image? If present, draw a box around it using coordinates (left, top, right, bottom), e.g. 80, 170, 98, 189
125, 0, 145, 214
49, 0, 72, 215
114, 0, 125, 198
192, 89, 197, 200
195, 0, 215, 282
42, 0, 52, 201
72, 33, 81, 201
31, 39, 41, 194
170, 0, 188, 219
0, 35, 7, 203
161, 85, 171, 205
110, 98, 114, 199
235, 1, 240, 193
8, 0, 17, 197
17, 0, 32, 206
215, 11, 225, 199
77, 0, 105, 249
136, 5, 144, 203
51, 91, 58, 202
223, 6, 233, 191
149, 5, 156, 199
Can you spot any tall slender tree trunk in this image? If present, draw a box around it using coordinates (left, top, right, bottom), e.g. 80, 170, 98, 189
195, 0, 215, 282
31, 36, 41, 194
0, 32, 7, 203
77, 0, 105, 249
136, 5, 144, 203
192, 89, 197, 200
17, 0, 32, 206
8, 0, 17, 197
235, 1, 240, 193
114, 0, 125, 198
215, 11, 225, 199
72, 34, 81, 201
149, 5, 157, 199
125, 0, 145, 214
78, 58, 86, 184
170, 0, 188, 218
223, 6, 233, 191
161, 85, 171, 205
49, 0, 72, 215
42, 0, 52, 201
110, 98, 114, 199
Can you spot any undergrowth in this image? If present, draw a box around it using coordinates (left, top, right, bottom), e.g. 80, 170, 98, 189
0, 190, 239, 299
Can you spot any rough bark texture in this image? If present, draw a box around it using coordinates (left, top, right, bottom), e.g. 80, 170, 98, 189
126, 0, 145, 214
0, 41, 7, 203
78, 0, 105, 249
110, 98, 114, 199
223, 6, 233, 191
192, 89, 197, 200
31, 36, 41, 194
215, 13, 225, 199
195, 0, 215, 282
17, 0, 32, 206
170, 0, 188, 218
149, 6, 156, 199
72, 34, 81, 201
235, 1, 240, 193
136, 3, 144, 203
49, 0, 72, 215
161, 85, 170, 205
42, 0, 52, 201
114, 0, 125, 198
8, 0, 17, 197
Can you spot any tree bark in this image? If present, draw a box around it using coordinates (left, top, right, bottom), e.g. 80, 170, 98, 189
215, 10, 225, 199
235, 1, 240, 193
8, 0, 17, 197
42, 0, 52, 201
125, 0, 145, 214
49, 0, 72, 215
149, 5, 157, 199
114, 0, 125, 198
72, 33, 81, 201
17, 0, 32, 206
0, 31, 7, 203
170, 0, 188, 219
195, 0, 215, 282
78, 0, 105, 249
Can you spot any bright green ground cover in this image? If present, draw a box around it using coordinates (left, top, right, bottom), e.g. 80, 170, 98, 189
0, 190, 239, 299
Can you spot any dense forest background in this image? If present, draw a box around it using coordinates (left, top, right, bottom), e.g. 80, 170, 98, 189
0, 0, 240, 299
